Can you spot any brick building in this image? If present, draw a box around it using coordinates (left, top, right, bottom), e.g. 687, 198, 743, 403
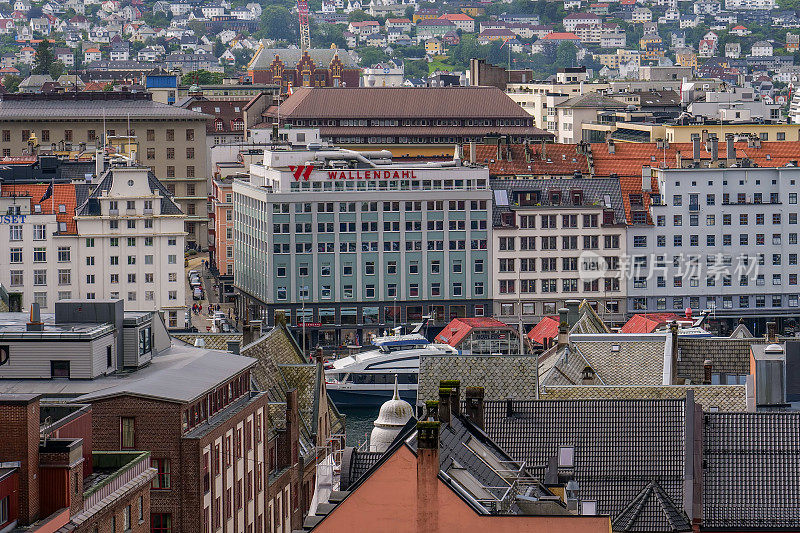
247, 47, 360, 89
0, 394, 155, 532
211, 175, 235, 302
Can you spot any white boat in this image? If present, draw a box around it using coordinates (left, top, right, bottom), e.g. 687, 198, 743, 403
325, 331, 457, 406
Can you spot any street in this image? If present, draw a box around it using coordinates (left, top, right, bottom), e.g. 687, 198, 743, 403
184, 252, 238, 332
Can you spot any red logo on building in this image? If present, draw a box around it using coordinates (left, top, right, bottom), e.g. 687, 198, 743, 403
289, 165, 313, 181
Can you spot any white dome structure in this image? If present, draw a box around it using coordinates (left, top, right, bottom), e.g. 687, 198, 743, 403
369, 376, 413, 452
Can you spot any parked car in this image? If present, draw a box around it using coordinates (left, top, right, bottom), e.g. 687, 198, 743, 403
193, 287, 204, 300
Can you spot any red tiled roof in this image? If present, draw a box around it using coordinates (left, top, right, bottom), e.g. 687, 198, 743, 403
1, 183, 78, 234
528, 316, 559, 345
439, 13, 473, 20
467, 143, 590, 176
590, 140, 800, 224
620, 313, 681, 334
543, 32, 580, 40
435, 317, 514, 347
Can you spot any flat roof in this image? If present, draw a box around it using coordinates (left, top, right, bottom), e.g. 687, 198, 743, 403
0, 98, 211, 120
0, 312, 113, 340
0, 340, 255, 403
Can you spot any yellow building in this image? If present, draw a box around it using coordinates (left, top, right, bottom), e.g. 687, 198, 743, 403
665, 124, 800, 143
425, 39, 444, 55
596, 49, 641, 69
675, 51, 698, 68
460, 5, 484, 16
413, 10, 439, 23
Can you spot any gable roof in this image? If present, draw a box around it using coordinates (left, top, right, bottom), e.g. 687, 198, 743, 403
467, 142, 590, 177
248, 45, 358, 70
557, 93, 628, 109
434, 317, 515, 347
76, 167, 182, 216
483, 398, 690, 531
613, 481, 692, 532
620, 313, 682, 334
703, 412, 800, 529
528, 316, 559, 345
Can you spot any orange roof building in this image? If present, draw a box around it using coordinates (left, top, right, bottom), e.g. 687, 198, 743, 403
435, 317, 523, 354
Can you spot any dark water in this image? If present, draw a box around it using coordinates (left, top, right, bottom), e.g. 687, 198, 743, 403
338, 406, 379, 448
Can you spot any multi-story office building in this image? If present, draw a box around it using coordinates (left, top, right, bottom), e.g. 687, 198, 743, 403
0, 166, 186, 327
233, 145, 493, 346
211, 175, 236, 302
0, 92, 210, 249
627, 164, 800, 332
492, 178, 628, 325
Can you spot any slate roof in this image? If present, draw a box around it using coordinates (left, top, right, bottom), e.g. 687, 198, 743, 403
557, 93, 628, 109
249, 46, 358, 70
76, 167, 183, 216
490, 177, 625, 228
467, 142, 590, 177
675, 337, 759, 384
265, 86, 539, 120
172, 332, 243, 351
417, 355, 538, 404
482, 398, 690, 531
613, 481, 692, 532
703, 412, 800, 529
539, 384, 747, 412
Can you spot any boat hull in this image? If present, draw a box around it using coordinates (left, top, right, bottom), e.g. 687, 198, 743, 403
327, 386, 417, 407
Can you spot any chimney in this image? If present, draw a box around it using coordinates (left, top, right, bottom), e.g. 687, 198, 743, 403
274, 310, 287, 327
469, 141, 476, 164
285, 389, 300, 466
314, 346, 325, 363
416, 421, 440, 533
95, 149, 105, 179
692, 137, 701, 162
675, 150, 682, 168
607, 139, 615, 154
703, 359, 713, 384
710, 136, 718, 162
565, 300, 580, 327
440, 380, 460, 416
557, 308, 569, 349
726, 134, 735, 165
437, 387, 452, 425
0, 394, 41, 524
670, 321, 679, 384
226, 340, 240, 355
767, 321, 777, 343
27, 302, 44, 332
465, 386, 485, 430
496, 138, 502, 160
424, 400, 439, 421
642, 165, 652, 192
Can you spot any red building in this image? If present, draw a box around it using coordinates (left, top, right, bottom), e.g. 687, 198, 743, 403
0, 394, 155, 532
210, 176, 235, 301
247, 48, 360, 89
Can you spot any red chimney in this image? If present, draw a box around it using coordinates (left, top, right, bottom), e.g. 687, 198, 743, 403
416, 421, 440, 533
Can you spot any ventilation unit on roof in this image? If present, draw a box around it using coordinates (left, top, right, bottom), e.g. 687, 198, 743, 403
611, 344, 620, 352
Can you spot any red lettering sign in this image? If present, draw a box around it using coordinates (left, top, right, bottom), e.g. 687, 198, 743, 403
325, 170, 419, 180
289, 165, 313, 181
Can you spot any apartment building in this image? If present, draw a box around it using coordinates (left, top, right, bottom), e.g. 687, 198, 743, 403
627, 164, 800, 331
211, 176, 236, 302
233, 146, 492, 347
0, 166, 186, 327
0, 92, 210, 249
0, 300, 297, 533
491, 178, 627, 325
0, 394, 155, 532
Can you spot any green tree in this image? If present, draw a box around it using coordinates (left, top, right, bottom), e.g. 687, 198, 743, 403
188, 20, 206, 37
212, 39, 225, 58
347, 9, 369, 22
258, 5, 296, 42
404, 59, 428, 79
181, 70, 224, 85
48, 60, 64, 79
356, 46, 388, 66
312, 22, 345, 49
556, 41, 577, 68
3, 74, 21, 93
32, 39, 53, 75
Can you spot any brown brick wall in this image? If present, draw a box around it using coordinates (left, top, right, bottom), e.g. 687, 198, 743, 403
0, 398, 40, 524
74, 479, 151, 533
88, 395, 184, 528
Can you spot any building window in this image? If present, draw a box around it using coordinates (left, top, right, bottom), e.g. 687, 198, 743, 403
151, 459, 171, 490
151, 513, 172, 533
120, 417, 135, 449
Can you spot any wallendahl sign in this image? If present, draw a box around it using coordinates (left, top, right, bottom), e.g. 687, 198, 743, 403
290, 165, 420, 181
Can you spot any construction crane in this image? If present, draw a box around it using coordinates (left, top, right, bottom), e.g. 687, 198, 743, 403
297, 0, 311, 51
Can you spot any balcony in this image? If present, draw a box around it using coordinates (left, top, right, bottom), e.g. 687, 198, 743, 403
81, 451, 155, 514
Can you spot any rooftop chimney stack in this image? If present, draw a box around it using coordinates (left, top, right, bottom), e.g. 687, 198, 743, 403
27, 303, 43, 332
557, 308, 570, 349
465, 386, 485, 430
469, 141, 476, 164
438, 388, 452, 425
607, 139, 615, 154
670, 321, 679, 384
424, 400, 439, 422
440, 380, 460, 416
703, 359, 713, 384
416, 421, 440, 533
565, 300, 580, 327
767, 321, 777, 343
692, 137, 701, 163
726, 134, 735, 165
710, 136, 718, 162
